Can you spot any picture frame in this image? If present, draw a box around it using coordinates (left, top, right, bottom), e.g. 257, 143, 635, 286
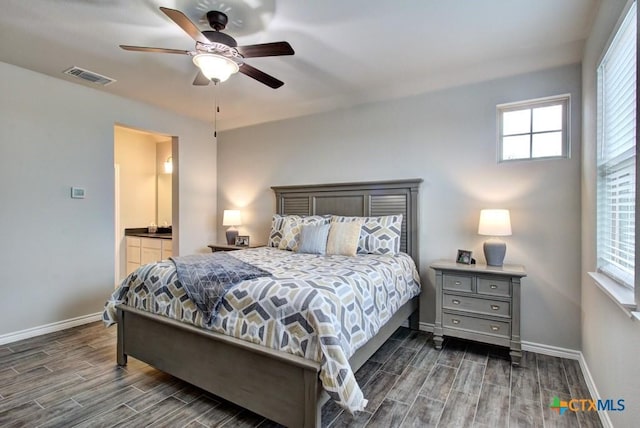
456, 249, 472, 265
235, 235, 250, 247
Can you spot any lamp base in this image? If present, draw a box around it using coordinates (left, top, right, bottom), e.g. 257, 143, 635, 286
483, 238, 506, 266
226, 229, 238, 245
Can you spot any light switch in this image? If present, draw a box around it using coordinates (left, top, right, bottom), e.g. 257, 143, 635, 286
71, 187, 86, 199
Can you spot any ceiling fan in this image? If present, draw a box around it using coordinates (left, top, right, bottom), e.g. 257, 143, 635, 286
120, 7, 294, 89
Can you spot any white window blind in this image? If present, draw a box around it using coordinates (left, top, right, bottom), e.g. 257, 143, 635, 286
596, 1, 636, 288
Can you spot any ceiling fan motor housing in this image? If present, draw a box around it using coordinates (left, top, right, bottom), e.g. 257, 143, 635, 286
207, 11, 228, 31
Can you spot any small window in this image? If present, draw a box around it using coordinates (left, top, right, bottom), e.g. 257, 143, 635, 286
497, 95, 570, 161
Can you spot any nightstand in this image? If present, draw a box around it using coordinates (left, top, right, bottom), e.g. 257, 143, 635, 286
208, 243, 258, 252
430, 260, 527, 366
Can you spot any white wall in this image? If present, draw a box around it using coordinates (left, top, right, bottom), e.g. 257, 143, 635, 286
0, 61, 217, 336
115, 126, 157, 230
581, 0, 640, 424
114, 126, 157, 281
218, 64, 582, 350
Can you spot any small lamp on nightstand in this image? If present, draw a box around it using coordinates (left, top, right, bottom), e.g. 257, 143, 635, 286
478, 209, 512, 266
222, 210, 241, 245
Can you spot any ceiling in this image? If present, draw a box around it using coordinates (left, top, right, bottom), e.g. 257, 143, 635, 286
0, 0, 599, 131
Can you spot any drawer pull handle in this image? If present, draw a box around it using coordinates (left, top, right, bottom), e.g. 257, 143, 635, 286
490, 325, 500, 331
452, 299, 461, 305
491, 305, 500, 311
455, 281, 462, 285
490, 284, 498, 289
452, 319, 460, 324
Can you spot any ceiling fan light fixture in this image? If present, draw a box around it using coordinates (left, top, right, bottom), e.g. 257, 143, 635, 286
192, 53, 239, 82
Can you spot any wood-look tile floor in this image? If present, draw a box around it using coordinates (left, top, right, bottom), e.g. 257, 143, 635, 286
0, 322, 602, 428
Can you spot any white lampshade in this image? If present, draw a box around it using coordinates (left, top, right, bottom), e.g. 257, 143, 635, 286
192, 53, 239, 83
222, 210, 242, 227
478, 209, 512, 236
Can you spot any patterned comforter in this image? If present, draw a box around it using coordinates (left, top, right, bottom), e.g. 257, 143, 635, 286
103, 247, 421, 413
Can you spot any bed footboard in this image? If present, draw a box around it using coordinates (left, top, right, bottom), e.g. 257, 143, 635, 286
116, 296, 418, 428
116, 305, 322, 428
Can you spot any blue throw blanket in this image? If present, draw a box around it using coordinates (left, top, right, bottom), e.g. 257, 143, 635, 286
171, 252, 271, 325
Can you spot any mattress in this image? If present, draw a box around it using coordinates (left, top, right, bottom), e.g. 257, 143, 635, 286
104, 246, 421, 413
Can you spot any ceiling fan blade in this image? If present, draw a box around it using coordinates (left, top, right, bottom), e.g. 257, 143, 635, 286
239, 63, 284, 89
236, 42, 295, 58
120, 45, 190, 55
193, 70, 211, 86
159, 7, 210, 44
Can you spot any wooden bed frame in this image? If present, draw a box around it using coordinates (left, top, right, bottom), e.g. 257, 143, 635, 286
116, 179, 422, 427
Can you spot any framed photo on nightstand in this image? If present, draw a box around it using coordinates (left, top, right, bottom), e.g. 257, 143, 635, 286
235, 235, 250, 247
456, 249, 472, 264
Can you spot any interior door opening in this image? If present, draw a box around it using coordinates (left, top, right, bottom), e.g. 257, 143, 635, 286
114, 124, 178, 285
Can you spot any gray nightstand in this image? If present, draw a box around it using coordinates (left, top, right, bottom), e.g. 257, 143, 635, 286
430, 260, 527, 366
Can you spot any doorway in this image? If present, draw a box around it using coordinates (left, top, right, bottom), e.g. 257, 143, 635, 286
114, 125, 178, 285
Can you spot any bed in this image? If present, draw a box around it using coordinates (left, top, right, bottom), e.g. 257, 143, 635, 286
106, 179, 422, 427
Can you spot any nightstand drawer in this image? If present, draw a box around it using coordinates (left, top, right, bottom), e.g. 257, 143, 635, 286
443, 294, 510, 317
443, 312, 511, 339
477, 277, 511, 297
443, 274, 473, 292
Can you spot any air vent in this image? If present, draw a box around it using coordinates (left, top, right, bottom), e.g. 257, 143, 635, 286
63, 66, 116, 86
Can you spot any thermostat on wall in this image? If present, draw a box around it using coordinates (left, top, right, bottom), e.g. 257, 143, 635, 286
71, 187, 86, 199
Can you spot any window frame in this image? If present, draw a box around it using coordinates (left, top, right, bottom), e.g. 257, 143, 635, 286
497, 94, 571, 162
593, 0, 637, 309
636, 0, 639, 309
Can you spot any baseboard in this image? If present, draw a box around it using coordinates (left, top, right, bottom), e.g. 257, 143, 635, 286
521, 340, 581, 360
0, 312, 102, 346
578, 352, 613, 428
521, 342, 611, 427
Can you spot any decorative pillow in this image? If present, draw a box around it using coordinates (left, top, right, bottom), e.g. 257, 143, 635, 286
332, 214, 403, 255
326, 221, 362, 257
278, 215, 330, 252
268, 214, 288, 248
297, 224, 330, 255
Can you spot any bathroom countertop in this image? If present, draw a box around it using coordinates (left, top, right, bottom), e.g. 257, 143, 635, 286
124, 227, 172, 239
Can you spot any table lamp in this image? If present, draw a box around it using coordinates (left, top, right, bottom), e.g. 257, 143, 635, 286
222, 210, 241, 245
478, 209, 512, 266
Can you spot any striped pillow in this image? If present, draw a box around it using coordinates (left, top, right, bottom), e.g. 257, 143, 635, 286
297, 224, 330, 255
278, 215, 330, 252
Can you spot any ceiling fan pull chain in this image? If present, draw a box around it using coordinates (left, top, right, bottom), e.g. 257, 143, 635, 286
213, 81, 218, 138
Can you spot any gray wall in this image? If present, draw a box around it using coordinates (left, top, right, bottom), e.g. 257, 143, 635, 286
0, 61, 217, 337
218, 64, 582, 350
581, 0, 640, 424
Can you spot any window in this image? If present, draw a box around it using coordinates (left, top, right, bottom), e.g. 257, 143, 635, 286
596, 1, 636, 290
497, 95, 569, 161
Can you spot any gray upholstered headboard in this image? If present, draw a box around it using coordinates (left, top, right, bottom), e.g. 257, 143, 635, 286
271, 179, 422, 264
